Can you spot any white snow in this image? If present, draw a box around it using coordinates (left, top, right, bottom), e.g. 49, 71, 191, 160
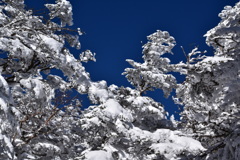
202, 56, 233, 64
0, 98, 7, 113
132, 97, 148, 107
32, 79, 45, 99
85, 150, 113, 160
88, 117, 100, 126
20, 78, 32, 89
39, 34, 63, 52
0, 74, 10, 96
103, 99, 122, 117
150, 129, 205, 158
0, 74, 10, 113
89, 81, 109, 103
103, 99, 133, 121
122, 127, 205, 159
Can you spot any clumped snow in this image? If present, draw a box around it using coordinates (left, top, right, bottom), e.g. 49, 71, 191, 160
202, 56, 233, 64
103, 99, 133, 121
39, 34, 63, 53
85, 150, 113, 160
88, 81, 109, 103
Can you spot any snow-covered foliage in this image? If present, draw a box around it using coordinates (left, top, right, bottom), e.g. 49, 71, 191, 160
0, 0, 90, 159
45, 0, 73, 27
123, 30, 177, 97
80, 85, 204, 159
175, 2, 240, 159
0, 0, 240, 160
80, 50, 96, 63
0, 73, 19, 160
75, 31, 204, 159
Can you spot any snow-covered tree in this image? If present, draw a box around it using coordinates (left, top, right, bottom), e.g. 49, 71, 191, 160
0, 73, 20, 160
1, 0, 240, 160
0, 1, 205, 157
175, 2, 240, 159
79, 82, 204, 160
0, 0, 91, 159
123, 30, 177, 97
77, 31, 205, 160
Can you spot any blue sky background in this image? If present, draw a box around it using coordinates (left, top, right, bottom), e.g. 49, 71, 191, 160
26, 0, 237, 119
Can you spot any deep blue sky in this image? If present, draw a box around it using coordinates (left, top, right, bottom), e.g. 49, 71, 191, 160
26, 0, 237, 118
